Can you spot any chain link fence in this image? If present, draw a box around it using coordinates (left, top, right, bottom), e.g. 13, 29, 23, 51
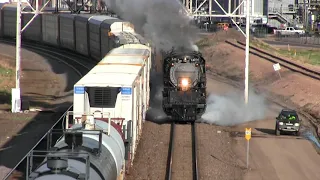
275, 33, 320, 46
237, 26, 269, 38
251, 27, 268, 38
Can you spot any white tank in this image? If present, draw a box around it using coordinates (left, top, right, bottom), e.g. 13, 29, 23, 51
29, 120, 125, 180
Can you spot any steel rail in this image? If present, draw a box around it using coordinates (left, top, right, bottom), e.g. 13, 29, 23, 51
0, 39, 94, 69
2, 39, 91, 180
165, 122, 175, 180
225, 40, 320, 81
191, 123, 199, 180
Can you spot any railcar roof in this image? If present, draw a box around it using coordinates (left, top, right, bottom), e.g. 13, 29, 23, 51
59, 13, 77, 19
75, 72, 139, 87
89, 16, 117, 25
75, 46, 150, 87
101, 18, 124, 28
114, 32, 142, 44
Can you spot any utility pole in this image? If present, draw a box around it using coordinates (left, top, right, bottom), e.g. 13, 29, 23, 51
13, 0, 43, 113
303, 0, 306, 29
13, 0, 22, 113
245, 0, 250, 104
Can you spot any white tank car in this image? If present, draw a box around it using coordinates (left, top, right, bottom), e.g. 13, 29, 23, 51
28, 118, 125, 180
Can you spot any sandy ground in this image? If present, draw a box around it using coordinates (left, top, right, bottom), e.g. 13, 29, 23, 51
0, 43, 81, 179
125, 29, 320, 180
203, 29, 320, 179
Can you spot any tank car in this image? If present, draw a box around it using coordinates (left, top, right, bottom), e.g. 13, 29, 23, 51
162, 48, 207, 123
27, 116, 126, 180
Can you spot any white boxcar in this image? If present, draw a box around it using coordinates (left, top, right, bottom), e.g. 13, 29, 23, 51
75, 14, 93, 56
73, 46, 151, 163
119, 43, 152, 114
59, 14, 76, 51
100, 18, 135, 56
42, 13, 59, 46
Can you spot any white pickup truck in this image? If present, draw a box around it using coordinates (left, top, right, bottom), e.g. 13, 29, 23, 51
274, 27, 305, 36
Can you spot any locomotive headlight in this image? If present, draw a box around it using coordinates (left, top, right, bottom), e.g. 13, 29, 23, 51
180, 78, 190, 91
181, 78, 189, 87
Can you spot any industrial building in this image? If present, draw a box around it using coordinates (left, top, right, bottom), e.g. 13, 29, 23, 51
183, 0, 320, 31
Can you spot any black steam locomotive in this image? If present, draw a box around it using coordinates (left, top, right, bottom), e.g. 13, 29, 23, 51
162, 49, 207, 123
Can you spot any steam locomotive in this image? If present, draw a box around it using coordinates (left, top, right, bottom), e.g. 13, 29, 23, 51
162, 49, 207, 123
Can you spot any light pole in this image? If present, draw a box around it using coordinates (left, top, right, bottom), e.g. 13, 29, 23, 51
244, 0, 250, 104
12, 0, 22, 113
12, 0, 53, 113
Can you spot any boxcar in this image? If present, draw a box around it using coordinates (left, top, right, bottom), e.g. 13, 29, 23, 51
2, 3, 28, 38
73, 45, 150, 162
59, 14, 76, 51
42, 13, 60, 46
88, 16, 112, 61
74, 14, 93, 56
0, 3, 8, 37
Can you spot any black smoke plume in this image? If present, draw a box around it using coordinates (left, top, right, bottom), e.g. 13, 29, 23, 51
103, 0, 199, 51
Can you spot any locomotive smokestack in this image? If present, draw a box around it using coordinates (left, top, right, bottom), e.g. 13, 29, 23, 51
192, 45, 199, 51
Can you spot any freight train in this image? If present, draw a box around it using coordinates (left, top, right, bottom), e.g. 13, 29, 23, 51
28, 43, 152, 180
162, 48, 207, 123
0, 2, 145, 62
0, 2, 152, 180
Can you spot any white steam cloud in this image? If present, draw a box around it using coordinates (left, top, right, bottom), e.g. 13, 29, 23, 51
104, 0, 199, 51
199, 90, 267, 126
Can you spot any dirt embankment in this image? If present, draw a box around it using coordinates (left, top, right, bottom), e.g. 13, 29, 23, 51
0, 42, 80, 179
200, 29, 320, 136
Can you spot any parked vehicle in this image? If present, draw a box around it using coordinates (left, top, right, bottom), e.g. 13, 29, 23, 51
274, 27, 305, 36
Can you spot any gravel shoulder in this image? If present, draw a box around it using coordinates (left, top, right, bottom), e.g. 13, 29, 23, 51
125, 122, 170, 180
201, 29, 320, 180
0, 42, 81, 179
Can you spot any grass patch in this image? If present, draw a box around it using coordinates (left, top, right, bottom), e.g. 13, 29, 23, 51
196, 36, 218, 49
250, 39, 273, 51
250, 39, 320, 66
0, 66, 14, 76
277, 49, 320, 65
0, 56, 15, 106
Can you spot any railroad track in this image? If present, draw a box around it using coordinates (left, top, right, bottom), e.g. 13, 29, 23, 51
0, 38, 94, 75
0, 38, 93, 180
165, 123, 199, 180
225, 40, 320, 81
